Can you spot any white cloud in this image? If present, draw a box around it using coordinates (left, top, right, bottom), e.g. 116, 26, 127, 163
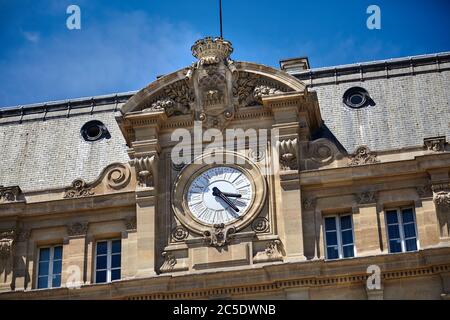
22, 31, 40, 43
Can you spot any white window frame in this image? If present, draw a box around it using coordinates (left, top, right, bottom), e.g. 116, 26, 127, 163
323, 214, 356, 260
385, 207, 420, 254
94, 239, 121, 284
36, 245, 63, 289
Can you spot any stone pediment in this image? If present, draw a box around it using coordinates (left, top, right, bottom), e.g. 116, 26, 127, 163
121, 37, 306, 130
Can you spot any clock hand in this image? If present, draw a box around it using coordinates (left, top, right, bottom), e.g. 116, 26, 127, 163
212, 187, 240, 212
221, 192, 242, 198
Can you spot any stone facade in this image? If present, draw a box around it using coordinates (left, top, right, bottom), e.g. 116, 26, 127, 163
0, 40, 449, 300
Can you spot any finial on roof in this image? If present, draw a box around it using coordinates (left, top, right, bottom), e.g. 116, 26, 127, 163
191, 37, 233, 65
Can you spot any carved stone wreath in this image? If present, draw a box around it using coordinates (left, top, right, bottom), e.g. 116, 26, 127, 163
64, 180, 94, 199
171, 226, 189, 242
252, 218, 270, 234
349, 146, 379, 166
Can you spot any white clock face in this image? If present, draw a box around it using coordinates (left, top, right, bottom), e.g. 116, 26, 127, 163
187, 166, 253, 225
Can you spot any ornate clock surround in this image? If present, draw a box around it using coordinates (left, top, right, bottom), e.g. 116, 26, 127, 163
172, 151, 267, 235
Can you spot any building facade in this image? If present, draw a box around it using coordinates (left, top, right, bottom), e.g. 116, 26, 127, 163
1, 38, 450, 300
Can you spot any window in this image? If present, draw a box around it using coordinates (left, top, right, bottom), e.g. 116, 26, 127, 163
37, 246, 63, 289
386, 207, 419, 253
95, 239, 121, 284
81, 120, 109, 142
343, 87, 375, 109
324, 215, 355, 260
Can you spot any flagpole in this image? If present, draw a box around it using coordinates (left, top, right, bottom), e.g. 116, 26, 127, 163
219, 0, 223, 38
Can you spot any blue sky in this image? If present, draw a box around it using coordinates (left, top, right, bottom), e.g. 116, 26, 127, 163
0, 0, 449, 107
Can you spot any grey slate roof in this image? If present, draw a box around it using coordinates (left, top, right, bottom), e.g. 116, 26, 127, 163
1, 52, 449, 192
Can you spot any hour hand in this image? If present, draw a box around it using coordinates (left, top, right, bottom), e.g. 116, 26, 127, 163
221, 192, 242, 198
212, 187, 240, 212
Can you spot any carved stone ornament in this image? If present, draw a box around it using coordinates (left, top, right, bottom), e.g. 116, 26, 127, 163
0, 186, 21, 203
349, 146, 379, 166
203, 223, 236, 247
303, 198, 316, 210
424, 137, 446, 152
416, 185, 433, 198
278, 139, 299, 171
433, 184, 450, 208
253, 85, 283, 103
130, 156, 157, 188
0, 230, 15, 260
64, 179, 94, 199
171, 226, 189, 242
252, 218, 270, 234
307, 139, 340, 165
67, 222, 89, 237
253, 240, 283, 263
124, 217, 137, 231
16, 229, 31, 242
160, 251, 177, 273
356, 192, 377, 205
107, 164, 131, 190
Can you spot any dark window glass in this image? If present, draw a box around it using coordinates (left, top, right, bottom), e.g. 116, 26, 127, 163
96, 255, 107, 270
38, 276, 48, 289
340, 216, 352, 230
39, 248, 50, 262
97, 242, 107, 255
325, 217, 336, 231
389, 239, 402, 253
403, 223, 416, 239
386, 211, 398, 224
111, 254, 121, 269
341, 230, 353, 245
38, 261, 49, 276
388, 225, 400, 240
111, 269, 121, 281
405, 239, 418, 252
53, 260, 62, 275
325, 231, 338, 246
342, 245, 354, 258
326, 246, 339, 260
96, 270, 107, 284
52, 275, 61, 288
53, 246, 63, 260
402, 209, 414, 223
112, 240, 121, 254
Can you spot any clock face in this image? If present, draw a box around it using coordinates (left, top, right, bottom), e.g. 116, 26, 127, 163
186, 166, 254, 225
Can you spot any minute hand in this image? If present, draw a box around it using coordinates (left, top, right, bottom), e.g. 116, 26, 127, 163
221, 192, 242, 198
212, 188, 240, 212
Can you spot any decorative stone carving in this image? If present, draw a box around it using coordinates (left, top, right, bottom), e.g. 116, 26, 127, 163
433, 184, 450, 208
253, 85, 283, 103
424, 137, 446, 152
16, 229, 31, 242
303, 198, 316, 210
130, 156, 157, 188
416, 185, 433, 198
349, 146, 379, 166
203, 224, 236, 247
160, 252, 177, 273
252, 218, 270, 234
107, 164, 131, 190
67, 222, 88, 237
0, 186, 21, 203
171, 226, 189, 242
249, 148, 265, 163
0, 230, 15, 260
64, 179, 94, 199
171, 161, 186, 172
124, 217, 137, 231
278, 139, 299, 171
356, 192, 377, 204
307, 139, 340, 165
253, 240, 283, 263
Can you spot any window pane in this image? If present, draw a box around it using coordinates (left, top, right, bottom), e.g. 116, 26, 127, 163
111, 269, 121, 281
340, 215, 352, 230
38, 276, 48, 289
96, 255, 107, 270
52, 274, 61, 288
342, 245, 354, 258
96, 242, 108, 255
96, 270, 107, 284
53, 246, 63, 260
326, 246, 339, 260
39, 248, 50, 262
403, 223, 416, 239
111, 254, 121, 269
53, 260, 62, 275
405, 239, 418, 252
38, 261, 49, 276
324, 217, 336, 231
112, 240, 121, 254
341, 230, 353, 245
402, 209, 414, 223
389, 239, 402, 253
386, 211, 398, 224
388, 225, 400, 240
325, 231, 338, 246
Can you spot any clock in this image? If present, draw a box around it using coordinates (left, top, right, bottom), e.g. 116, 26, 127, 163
187, 166, 253, 225
172, 151, 267, 235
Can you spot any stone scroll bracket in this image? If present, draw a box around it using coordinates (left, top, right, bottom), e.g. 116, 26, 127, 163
277, 138, 299, 172
129, 155, 159, 189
